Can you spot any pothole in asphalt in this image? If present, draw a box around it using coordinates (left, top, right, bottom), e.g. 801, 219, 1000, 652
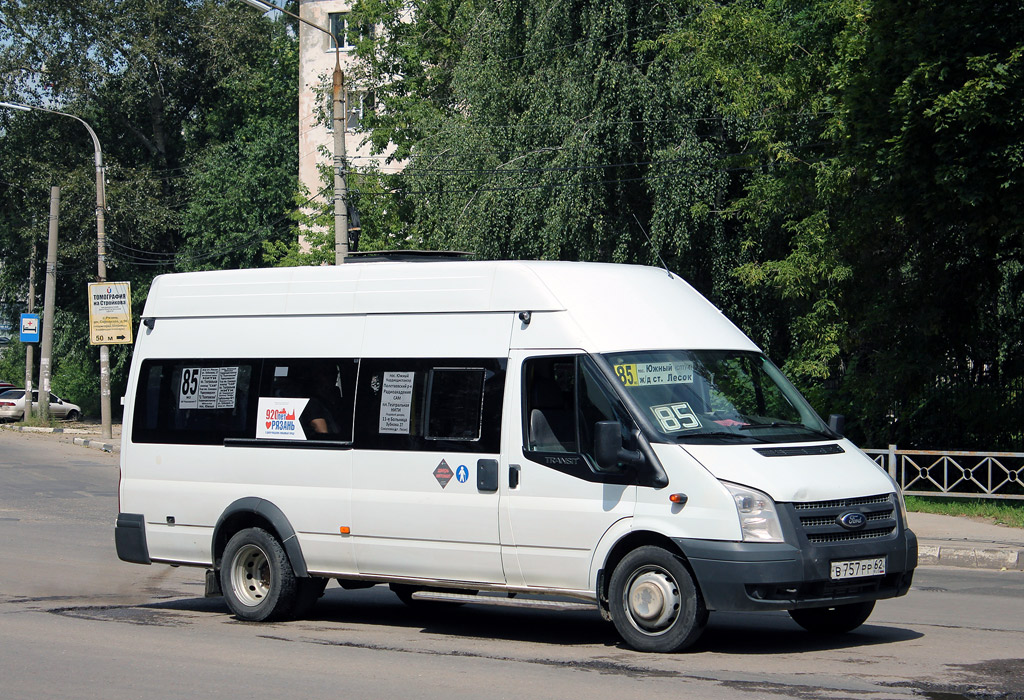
49, 604, 191, 627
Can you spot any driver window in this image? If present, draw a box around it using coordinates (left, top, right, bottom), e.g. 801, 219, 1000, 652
524, 357, 577, 452
523, 356, 632, 468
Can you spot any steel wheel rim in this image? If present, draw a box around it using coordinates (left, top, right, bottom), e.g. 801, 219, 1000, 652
230, 543, 272, 607
622, 565, 681, 636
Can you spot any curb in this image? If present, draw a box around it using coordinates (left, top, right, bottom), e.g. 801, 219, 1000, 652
72, 437, 117, 453
918, 543, 1024, 571
0, 424, 92, 434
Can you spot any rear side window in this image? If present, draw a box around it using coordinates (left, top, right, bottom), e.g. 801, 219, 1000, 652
257, 358, 358, 442
354, 358, 505, 452
426, 368, 486, 440
131, 356, 503, 450
132, 359, 258, 444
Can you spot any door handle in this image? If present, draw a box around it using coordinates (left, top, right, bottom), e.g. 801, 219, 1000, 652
509, 464, 521, 489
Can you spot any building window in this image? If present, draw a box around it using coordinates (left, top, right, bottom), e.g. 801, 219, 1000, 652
328, 12, 373, 50
347, 91, 374, 131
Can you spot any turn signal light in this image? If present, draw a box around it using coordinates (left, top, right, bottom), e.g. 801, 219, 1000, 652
669, 493, 688, 505
339, 526, 351, 535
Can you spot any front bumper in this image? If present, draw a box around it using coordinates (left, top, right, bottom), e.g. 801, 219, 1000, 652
676, 495, 918, 612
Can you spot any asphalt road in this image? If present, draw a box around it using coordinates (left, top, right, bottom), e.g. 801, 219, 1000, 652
1, 430, 1022, 700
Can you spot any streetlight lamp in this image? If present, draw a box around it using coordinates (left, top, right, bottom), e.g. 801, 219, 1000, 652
239, 0, 349, 264
0, 100, 113, 439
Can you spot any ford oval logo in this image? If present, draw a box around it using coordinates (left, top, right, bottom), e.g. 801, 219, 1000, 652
838, 512, 867, 530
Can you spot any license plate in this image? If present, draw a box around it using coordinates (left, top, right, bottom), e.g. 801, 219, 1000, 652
830, 557, 886, 580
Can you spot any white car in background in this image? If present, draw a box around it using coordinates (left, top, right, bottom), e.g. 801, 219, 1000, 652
0, 389, 81, 421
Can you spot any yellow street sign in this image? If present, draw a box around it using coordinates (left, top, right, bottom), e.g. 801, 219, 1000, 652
88, 282, 133, 345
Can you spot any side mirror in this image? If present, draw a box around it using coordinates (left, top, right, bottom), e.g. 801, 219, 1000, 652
828, 414, 845, 436
594, 421, 644, 471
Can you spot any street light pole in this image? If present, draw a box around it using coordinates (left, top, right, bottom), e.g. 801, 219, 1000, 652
1, 101, 113, 439
239, 0, 349, 263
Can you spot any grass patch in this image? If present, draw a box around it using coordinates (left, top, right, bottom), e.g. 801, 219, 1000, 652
905, 495, 1024, 529
15, 415, 63, 429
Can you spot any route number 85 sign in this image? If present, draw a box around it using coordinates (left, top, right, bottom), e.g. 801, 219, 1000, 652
650, 402, 702, 432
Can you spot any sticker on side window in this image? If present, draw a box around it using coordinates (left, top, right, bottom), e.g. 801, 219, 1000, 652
179, 366, 239, 410
379, 371, 414, 434
256, 397, 310, 440
614, 362, 694, 387
651, 402, 702, 432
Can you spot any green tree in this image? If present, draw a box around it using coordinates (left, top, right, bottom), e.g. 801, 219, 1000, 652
352, 0, 1024, 449
0, 0, 300, 415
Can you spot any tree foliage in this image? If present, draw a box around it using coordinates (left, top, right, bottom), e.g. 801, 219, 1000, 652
0, 0, 300, 413
3, 0, 1021, 449
350, 0, 1024, 449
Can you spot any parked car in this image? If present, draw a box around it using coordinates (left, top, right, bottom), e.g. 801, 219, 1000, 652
0, 389, 81, 421
0, 381, 15, 390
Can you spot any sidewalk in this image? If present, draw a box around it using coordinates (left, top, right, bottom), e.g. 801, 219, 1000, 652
0, 420, 121, 453
908, 511, 1024, 571
3, 422, 1022, 571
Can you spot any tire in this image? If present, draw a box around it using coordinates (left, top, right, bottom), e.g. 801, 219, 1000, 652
788, 601, 875, 634
65, 410, 80, 421
608, 546, 708, 653
389, 583, 476, 610
220, 527, 299, 622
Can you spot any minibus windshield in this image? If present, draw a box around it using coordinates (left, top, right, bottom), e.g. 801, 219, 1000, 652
601, 350, 835, 444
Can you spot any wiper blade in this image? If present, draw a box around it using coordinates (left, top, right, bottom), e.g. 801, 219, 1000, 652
739, 422, 835, 439
675, 431, 771, 443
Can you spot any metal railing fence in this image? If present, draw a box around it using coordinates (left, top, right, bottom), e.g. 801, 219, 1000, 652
863, 447, 1024, 501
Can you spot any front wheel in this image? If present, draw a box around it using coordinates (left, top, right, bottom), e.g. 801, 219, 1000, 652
220, 527, 299, 622
608, 546, 708, 653
788, 600, 875, 634
65, 410, 80, 421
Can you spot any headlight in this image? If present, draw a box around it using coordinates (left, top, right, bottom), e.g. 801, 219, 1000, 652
724, 482, 785, 543
895, 487, 910, 528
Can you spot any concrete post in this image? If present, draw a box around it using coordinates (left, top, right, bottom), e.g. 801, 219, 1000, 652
38, 186, 59, 422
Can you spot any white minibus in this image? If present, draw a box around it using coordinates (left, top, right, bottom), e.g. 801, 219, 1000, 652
116, 259, 916, 652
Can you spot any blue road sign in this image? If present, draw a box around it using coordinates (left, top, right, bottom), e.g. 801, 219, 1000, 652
20, 314, 40, 343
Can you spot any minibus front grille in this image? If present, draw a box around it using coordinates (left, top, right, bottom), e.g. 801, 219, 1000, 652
805, 527, 894, 544
792, 494, 892, 510
786, 493, 897, 545
800, 511, 892, 528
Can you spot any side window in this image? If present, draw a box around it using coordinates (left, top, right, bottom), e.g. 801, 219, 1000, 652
258, 359, 358, 442
524, 355, 636, 478
132, 359, 258, 444
523, 356, 577, 452
425, 368, 485, 440
354, 358, 504, 452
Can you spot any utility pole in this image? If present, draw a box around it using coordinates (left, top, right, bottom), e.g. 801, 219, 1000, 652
23, 238, 37, 420
333, 56, 349, 264
38, 186, 59, 422
95, 154, 112, 439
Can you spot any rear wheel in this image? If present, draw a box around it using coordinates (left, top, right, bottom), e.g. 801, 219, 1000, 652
608, 546, 708, 653
788, 601, 875, 634
220, 527, 299, 621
